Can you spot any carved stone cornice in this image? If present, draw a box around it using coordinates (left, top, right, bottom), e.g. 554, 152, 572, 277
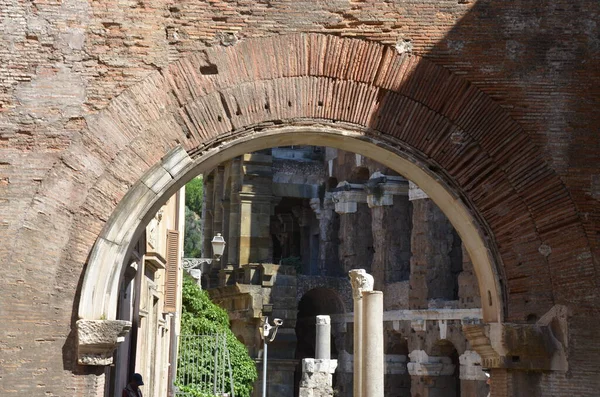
76, 319, 131, 366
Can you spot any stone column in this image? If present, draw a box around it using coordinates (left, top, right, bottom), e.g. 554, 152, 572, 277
202, 172, 215, 258
227, 156, 242, 266
366, 173, 411, 292
310, 195, 340, 276
239, 152, 274, 264
362, 290, 384, 397
349, 269, 374, 397
408, 182, 457, 309
333, 183, 373, 275
316, 315, 331, 360
299, 315, 337, 397
221, 196, 230, 268
212, 166, 225, 236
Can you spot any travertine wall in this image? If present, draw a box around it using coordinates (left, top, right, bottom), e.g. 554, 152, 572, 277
1, 0, 599, 396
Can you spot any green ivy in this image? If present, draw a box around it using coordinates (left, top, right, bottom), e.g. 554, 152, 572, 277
281, 256, 303, 274
177, 274, 257, 397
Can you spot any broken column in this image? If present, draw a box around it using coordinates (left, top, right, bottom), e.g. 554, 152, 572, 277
299, 315, 338, 397
362, 290, 384, 397
315, 315, 331, 360
349, 269, 374, 397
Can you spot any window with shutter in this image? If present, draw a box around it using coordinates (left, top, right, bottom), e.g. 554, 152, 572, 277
164, 229, 179, 313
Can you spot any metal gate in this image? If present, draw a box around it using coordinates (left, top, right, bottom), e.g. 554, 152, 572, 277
175, 333, 235, 397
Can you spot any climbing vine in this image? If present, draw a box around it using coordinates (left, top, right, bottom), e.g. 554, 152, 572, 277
177, 274, 257, 397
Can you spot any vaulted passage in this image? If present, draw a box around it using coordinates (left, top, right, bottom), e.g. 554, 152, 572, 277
3, 30, 598, 397
80, 34, 593, 327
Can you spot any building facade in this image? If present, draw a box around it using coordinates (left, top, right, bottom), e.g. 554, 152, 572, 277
1, 1, 599, 396
197, 147, 488, 397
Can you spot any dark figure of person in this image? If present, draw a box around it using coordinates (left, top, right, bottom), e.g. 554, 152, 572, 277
123, 373, 144, 397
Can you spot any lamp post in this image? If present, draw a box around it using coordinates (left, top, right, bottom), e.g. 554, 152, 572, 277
182, 233, 227, 284
259, 317, 283, 397
211, 233, 226, 260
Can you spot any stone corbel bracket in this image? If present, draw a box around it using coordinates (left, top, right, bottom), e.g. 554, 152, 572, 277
365, 172, 409, 207
76, 319, 132, 366
331, 181, 367, 214
462, 305, 569, 371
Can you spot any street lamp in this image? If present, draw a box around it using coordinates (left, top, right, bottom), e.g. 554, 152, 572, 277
182, 234, 227, 284
211, 233, 226, 260
259, 316, 283, 397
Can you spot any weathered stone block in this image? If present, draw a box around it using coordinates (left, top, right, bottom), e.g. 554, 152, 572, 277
76, 319, 131, 366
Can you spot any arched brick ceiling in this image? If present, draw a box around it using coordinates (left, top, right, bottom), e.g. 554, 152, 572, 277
71, 33, 595, 322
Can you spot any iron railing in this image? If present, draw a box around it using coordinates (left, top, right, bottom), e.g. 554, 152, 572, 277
175, 333, 235, 397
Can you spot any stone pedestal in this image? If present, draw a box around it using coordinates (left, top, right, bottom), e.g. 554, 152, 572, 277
298, 359, 338, 397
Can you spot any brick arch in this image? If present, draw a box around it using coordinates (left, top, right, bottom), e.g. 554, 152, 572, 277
74, 33, 594, 328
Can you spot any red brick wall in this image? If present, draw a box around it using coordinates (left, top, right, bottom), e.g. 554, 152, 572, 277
1, 1, 598, 396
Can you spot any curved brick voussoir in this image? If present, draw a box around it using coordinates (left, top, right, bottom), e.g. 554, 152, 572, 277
70, 33, 596, 325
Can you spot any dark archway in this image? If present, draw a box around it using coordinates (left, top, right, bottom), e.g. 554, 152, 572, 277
294, 288, 345, 397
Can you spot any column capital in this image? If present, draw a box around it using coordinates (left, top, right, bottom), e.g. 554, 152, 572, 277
349, 269, 374, 299
331, 181, 367, 214
76, 319, 131, 366
366, 172, 409, 207
316, 315, 331, 325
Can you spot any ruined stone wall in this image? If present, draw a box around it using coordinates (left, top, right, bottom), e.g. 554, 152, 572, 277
1, 0, 599, 396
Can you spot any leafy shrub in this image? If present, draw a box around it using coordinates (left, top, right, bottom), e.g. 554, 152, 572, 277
177, 274, 257, 397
